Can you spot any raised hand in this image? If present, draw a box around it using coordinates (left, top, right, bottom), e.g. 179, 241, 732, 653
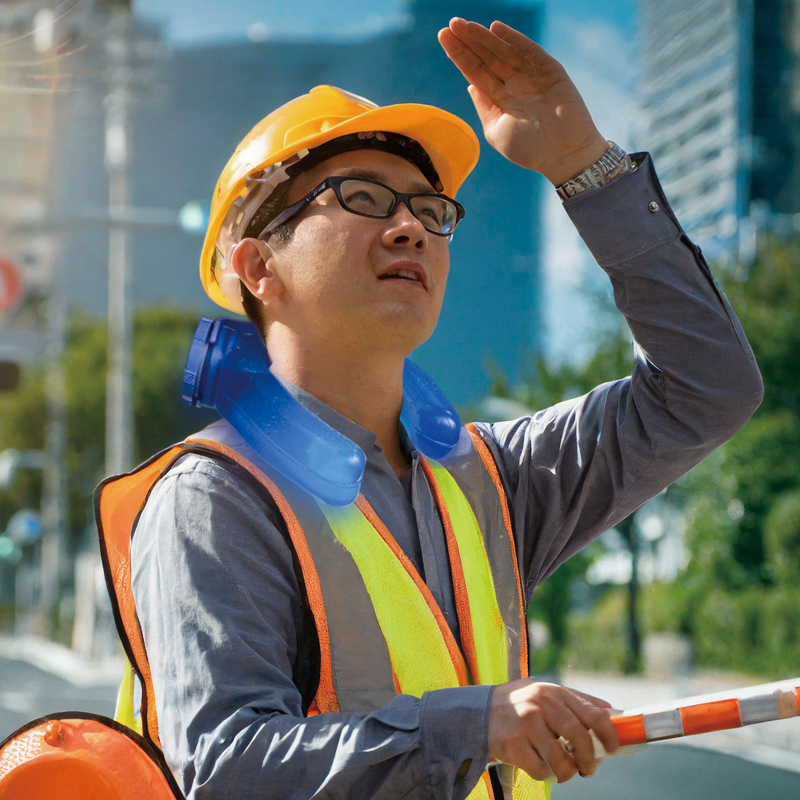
438, 18, 609, 186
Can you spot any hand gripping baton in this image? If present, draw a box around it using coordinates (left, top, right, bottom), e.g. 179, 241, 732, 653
182, 317, 462, 507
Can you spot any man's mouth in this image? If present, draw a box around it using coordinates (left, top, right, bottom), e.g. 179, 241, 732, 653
377, 263, 427, 289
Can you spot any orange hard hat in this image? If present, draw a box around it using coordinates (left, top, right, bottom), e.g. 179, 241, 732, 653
200, 85, 480, 315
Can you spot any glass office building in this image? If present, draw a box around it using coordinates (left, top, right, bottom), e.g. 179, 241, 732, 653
637, 0, 800, 260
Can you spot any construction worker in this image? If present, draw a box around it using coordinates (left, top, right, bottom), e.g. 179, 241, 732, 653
120, 17, 762, 800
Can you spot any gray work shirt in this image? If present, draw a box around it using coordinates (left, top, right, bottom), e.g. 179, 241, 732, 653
131, 153, 763, 800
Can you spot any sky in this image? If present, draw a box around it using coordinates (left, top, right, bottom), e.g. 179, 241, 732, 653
132, 0, 640, 366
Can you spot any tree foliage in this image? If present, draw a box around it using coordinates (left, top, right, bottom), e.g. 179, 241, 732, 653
499, 234, 800, 677
650, 234, 800, 677
0, 306, 216, 556
684, 236, 800, 587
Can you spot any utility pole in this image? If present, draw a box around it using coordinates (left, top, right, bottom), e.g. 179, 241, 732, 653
104, 5, 135, 478
39, 280, 67, 635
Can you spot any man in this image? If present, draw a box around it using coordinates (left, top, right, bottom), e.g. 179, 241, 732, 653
128, 17, 762, 800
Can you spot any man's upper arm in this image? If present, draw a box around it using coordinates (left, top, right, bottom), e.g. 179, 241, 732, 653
130, 453, 309, 791
476, 152, 763, 598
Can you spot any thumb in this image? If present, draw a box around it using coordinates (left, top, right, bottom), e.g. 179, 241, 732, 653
467, 83, 497, 128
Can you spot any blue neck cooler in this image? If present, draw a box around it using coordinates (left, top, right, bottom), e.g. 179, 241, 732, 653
182, 318, 461, 506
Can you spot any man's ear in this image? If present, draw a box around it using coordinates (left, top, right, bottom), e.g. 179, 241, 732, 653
229, 238, 285, 304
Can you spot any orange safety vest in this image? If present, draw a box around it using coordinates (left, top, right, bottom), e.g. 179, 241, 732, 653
1, 419, 550, 800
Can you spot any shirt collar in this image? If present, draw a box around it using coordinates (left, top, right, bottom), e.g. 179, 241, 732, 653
273, 374, 416, 462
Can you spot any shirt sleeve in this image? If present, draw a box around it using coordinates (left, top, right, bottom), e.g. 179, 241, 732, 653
475, 152, 764, 600
131, 453, 493, 800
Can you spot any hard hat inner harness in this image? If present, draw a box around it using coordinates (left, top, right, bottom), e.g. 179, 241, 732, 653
241, 131, 444, 241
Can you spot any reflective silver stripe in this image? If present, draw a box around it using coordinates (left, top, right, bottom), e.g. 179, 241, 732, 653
438, 426, 526, 681
643, 709, 683, 741
740, 694, 779, 726
195, 421, 396, 714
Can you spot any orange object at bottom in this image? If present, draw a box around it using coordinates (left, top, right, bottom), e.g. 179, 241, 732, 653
0, 714, 181, 800
680, 699, 742, 736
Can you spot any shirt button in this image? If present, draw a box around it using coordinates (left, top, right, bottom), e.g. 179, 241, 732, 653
648, 201, 659, 212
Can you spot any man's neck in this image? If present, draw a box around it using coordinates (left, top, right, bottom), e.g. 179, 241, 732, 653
269, 341, 411, 475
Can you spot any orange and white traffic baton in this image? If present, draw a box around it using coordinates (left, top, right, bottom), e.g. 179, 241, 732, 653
585, 678, 800, 758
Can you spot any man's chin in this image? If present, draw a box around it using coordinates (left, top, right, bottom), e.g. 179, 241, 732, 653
371, 313, 436, 350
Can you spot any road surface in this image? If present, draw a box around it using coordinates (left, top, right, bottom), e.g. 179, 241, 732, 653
0, 645, 798, 798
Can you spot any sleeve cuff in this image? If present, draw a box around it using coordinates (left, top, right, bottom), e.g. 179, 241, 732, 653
419, 684, 495, 799
561, 151, 687, 268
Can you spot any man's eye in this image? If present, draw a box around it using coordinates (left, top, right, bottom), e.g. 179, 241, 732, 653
414, 200, 443, 228
346, 190, 378, 205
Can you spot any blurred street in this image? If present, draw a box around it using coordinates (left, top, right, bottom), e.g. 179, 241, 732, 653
0, 637, 798, 798
557, 744, 800, 799
0, 636, 120, 741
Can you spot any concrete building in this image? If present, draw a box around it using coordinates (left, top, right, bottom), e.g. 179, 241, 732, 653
636, 0, 800, 261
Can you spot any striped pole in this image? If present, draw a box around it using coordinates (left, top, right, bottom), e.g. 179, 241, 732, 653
606, 678, 800, 751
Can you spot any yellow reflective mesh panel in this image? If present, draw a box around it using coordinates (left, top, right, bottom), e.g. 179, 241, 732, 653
114, 656, 143, 735
319, 501, 491, 799
319, 501, 460, 697
425, 460, 508, 686
513, 769, 553, 800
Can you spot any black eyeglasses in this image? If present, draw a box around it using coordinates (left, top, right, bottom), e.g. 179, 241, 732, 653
257, 176, 466, 239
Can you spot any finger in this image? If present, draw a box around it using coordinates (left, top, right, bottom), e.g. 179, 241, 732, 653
530, 716, 579, 784
466, 84, 498, 128
515, 737, 555, 783
564, 693, 620, 755
551, 709, 598, 777
449, 17, 530, 81
567, 689, 614, 710
437, 27, 513, 104
489, 20, 560, 69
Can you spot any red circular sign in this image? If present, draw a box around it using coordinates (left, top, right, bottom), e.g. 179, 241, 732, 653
0, 258, 22, 313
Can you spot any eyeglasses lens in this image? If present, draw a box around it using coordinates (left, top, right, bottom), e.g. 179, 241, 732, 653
340, 179, 458, 235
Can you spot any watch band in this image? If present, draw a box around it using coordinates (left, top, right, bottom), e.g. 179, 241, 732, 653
556, 141, 631, 200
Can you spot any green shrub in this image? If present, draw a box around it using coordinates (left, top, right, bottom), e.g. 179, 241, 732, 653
563, 588, 627, 673
688, 586, 800, 679
763, 489, 800, 581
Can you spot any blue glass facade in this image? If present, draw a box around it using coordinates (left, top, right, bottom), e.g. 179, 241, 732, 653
638, 0, 800, 259
57, 1, 544, 406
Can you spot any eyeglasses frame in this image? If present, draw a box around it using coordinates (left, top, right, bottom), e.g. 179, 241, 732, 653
256, 175, 466, 240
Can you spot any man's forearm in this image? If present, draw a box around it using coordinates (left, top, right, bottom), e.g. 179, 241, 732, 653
179, 687, 493, 800
562, 150, 763, 441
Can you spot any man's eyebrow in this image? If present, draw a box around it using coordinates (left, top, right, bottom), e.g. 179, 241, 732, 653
336, 167, 435, 194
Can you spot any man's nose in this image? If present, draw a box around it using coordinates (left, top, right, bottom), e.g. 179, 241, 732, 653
381, 201, 428, 250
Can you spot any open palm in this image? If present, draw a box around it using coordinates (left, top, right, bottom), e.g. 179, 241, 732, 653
438, 19, 607, 185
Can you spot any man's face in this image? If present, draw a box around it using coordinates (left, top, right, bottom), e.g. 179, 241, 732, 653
259, 149, 451, 357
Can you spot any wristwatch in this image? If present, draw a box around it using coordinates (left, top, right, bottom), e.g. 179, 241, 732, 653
555, 141, 632, 200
